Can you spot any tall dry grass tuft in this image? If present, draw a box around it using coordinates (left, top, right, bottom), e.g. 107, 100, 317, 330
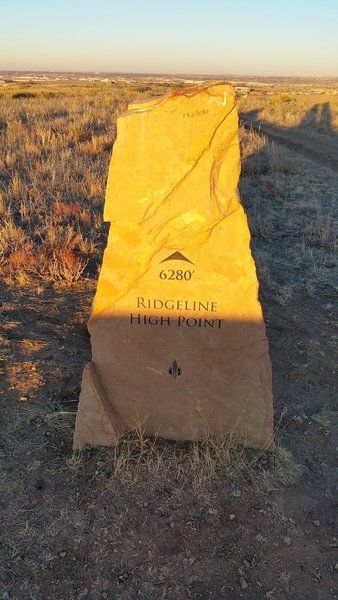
69, 426, 301, 493
304, 214, 337, 251
0, 80, 177, 288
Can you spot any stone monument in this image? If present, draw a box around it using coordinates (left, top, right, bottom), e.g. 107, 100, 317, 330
73, 82, 274, 450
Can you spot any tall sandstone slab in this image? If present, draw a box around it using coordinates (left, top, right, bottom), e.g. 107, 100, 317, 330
73, 82, 274, 450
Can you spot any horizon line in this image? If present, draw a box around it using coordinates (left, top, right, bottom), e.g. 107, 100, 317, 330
1, 69, 338, 81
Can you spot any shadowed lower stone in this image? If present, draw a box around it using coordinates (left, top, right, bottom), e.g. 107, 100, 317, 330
73, 82, 274, 450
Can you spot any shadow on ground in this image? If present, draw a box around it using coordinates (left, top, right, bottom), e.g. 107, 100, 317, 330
240, 102, 338, 172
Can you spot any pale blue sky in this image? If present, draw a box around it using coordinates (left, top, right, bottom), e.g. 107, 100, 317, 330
1, 0, 337, 76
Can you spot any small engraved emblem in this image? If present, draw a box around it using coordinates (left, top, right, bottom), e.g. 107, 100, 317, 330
168, 359, 182, 379
160, 251, 195, 265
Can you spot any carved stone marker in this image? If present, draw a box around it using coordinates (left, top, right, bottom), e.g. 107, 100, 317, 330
73, 82, 273, 450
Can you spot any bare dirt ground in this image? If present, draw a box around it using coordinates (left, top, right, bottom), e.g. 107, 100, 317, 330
1, 84, 338, 599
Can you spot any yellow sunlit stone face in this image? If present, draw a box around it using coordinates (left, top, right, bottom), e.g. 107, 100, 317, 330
74, 82, 273, 451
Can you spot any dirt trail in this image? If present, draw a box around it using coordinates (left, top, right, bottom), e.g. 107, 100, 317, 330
240, 113, 338, 172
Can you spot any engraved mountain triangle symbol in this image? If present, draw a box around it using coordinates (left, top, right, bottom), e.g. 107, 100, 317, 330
160, 251, 195, 265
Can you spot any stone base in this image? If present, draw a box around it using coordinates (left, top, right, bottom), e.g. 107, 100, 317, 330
74, 358, 274, 451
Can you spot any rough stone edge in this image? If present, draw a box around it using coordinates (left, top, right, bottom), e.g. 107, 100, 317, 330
73, 361, 123, 449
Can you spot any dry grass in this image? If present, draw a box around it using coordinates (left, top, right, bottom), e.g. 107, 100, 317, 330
1, 80, 337, 599
239, 124, 338, 306
1, 82, 336, 293
238, 91, 338, 132
67, 422, 301, 495
3, 399, 300, 499
1, 80, 336, 484
0, 80, 177, 287
304, 214, 337, 250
